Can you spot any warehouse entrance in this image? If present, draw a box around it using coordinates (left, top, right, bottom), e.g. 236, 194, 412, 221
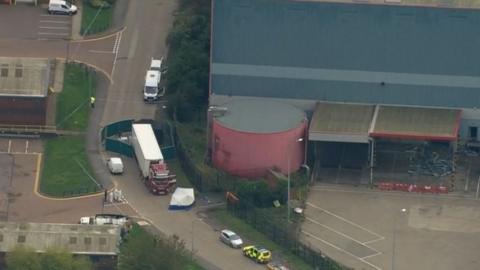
309, 102, 462, 188
309, 102, 374, 184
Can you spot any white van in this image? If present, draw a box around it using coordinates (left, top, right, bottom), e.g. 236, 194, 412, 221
48, 0, 78, 15
107, 157, 124, 174
143, 58, 165, 103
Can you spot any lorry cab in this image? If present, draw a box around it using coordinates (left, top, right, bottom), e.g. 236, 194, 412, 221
143, 58, 164, 103
48, 0, 78, 15
146, 163, 176, 195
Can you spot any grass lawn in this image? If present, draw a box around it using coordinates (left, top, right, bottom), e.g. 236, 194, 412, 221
56, 63, 95, 131
81, 3, 114, 35
209, 208, 313, 270
175, 121, 206, 166
167, 159, 193, 188
40, 136, 99, 197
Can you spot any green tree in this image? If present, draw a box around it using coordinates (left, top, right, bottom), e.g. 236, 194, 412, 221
119, 225, 193, 270
40, 248, 92, 270
166, 0, 211, 123
6, 245, 41, 270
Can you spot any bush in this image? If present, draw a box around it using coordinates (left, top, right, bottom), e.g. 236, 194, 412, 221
234, 180, 287, 208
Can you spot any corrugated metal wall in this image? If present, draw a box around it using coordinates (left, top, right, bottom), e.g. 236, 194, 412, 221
212, 119, 307, 178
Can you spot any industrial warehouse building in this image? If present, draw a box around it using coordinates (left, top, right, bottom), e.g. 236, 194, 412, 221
0, 57, 51, 125
0, 222, 121, 268
209, 0, 480, 185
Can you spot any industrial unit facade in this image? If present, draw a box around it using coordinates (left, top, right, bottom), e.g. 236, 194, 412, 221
209, 0, 480, 184
0, 57, 51, 126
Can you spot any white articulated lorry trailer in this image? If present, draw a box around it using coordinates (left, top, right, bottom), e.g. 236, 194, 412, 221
131, 123, 163, 178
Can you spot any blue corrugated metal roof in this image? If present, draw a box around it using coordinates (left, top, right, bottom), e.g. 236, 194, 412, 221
211, 0, 480, 108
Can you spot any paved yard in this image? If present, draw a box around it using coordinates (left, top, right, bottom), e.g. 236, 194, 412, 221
0, 138, 136, 223
0, 5, 72, 40
301, 184, 480, 270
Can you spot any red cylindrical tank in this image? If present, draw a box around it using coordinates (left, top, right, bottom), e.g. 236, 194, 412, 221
211, 100, 307, 178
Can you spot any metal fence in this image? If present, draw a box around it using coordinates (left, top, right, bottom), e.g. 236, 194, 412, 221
227, 198, 350, 270
101, 119, 176, 159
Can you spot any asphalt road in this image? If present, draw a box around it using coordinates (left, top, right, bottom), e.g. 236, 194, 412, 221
100, 1, 264, 269
0, 2, 265, 269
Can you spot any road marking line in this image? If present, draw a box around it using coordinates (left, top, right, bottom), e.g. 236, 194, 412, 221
111, 31, 123, 79
38, 32, 70, 36
38, 26, 70, 30
305, 217, 381, 253
40, 14, 65, 17
361, 252, 382, 260
363, 238, 384, 245
7, 140, 11, 153
25, 140, 29, 154
88, 50, 115, 54
301, 230, 382, 270
39, 20, 70, 24
307, 202, 385, 239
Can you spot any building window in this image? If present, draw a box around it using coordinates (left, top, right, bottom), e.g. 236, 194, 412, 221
17, 235, 26, 243
0, 64, 7, 77
15, 64, 22, 78
84, 237, 92, 245
69, 237, 77, 244
99, 237, 107, 245
469, 126, 477, 141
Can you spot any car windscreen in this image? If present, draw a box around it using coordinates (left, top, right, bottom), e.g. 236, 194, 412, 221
145, 86, 158, 94
230, 234, 240, 240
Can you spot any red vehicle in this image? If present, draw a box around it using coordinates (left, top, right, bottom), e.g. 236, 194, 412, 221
144, 163, 176, 195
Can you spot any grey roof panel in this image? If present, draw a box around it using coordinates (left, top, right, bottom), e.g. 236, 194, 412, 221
211, 0, 480, 108
211, 75, 480, 108
214, 99, 305, 133
212, 0, 480, 75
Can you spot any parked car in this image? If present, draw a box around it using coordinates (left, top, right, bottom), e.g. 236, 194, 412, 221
107, 157, 124, 174
48, 0, 78, 15
243, 245, 272, 263
267, 262, 290, 270
219, 229, 243, 248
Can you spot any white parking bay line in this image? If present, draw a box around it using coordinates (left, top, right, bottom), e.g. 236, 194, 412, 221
38, 32, 70, 36
40, 14, 64, 17
39, 26, 70, 30
307, 202, 385, 240
302, 230, 383, 270
39, 20, 70, 24
305, 216, 381, 254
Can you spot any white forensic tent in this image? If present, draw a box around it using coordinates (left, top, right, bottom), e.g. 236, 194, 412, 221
168, 188, 195, 210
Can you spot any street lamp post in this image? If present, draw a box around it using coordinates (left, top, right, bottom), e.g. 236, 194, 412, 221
287, 137, 304, 223
392, 208, 407, 270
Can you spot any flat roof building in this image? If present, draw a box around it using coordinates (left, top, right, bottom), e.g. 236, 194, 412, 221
0, 57, 51, 125
0, 222, 121, 256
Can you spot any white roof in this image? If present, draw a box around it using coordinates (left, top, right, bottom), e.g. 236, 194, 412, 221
221, 229, 237, 236
150, 58, 162, 70
145, 70, 160, 87
132, 124, 163, 161
109, 157, 123, 165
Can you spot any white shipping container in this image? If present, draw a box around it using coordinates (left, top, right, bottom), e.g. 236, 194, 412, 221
131, 124, 163, 178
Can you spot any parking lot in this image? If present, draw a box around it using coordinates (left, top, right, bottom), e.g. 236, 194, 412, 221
0, 138, 136, 223
0, 5, 72, 40
301, 185, 480, 270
